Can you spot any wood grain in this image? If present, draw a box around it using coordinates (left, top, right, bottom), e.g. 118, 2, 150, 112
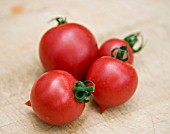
0, 0, 170, 133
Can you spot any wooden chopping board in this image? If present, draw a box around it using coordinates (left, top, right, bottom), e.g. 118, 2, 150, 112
0, 0, 170, 133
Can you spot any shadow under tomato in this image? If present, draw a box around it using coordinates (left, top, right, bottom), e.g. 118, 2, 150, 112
27, 108, 86, 133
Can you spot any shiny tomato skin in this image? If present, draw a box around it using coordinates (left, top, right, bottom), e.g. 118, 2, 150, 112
99, 39, 134, 64
87, 56, 138, 113
30, 70, 84, 125
39, 23, 98, 80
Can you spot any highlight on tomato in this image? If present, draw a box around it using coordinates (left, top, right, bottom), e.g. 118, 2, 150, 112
87, 46, 138, 113
39, 17, 99, 80
25, 70, 94, 125
99, 32, 144, 64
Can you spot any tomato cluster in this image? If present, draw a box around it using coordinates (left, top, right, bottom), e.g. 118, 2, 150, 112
26, 17, 144, 125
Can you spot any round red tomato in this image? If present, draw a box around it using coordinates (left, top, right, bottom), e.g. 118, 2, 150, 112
99, 32, 144, 64
99, 38, 134, 64
87, 48, 138, 113
39, 17, 99, 80
27, 70, 94, 125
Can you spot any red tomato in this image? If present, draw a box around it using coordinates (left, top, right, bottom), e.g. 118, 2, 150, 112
99, 39, 134, 64
39, 17, 99, 80
87, 48, 138, 113
99, 32, 144, 64
26, 70, 94, 125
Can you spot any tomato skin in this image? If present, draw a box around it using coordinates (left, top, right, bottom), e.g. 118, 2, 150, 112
87, 56, 138, 113
99, 39, 134, 64
30, 70, 84, 125
39, 23, 98, 80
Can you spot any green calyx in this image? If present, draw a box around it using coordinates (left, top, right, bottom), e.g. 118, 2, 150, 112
111, 45, 129, 61
124, 32, 144, 53
49, 17, 67, 26
74, 80, 94, 103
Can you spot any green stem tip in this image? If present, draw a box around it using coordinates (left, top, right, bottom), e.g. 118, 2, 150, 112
48, 17, 67, 26
111, 45, 129, 61
124, 32, 145, 53
74, 80, 95, 103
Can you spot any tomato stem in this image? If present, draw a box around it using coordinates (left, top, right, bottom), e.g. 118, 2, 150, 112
74, 80, 94, 103
48, 17, 67, 26
111, 45, 129, 61
124, 32, 144, 53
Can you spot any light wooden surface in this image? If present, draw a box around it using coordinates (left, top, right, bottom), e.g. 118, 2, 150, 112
0, 0, 170, 133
